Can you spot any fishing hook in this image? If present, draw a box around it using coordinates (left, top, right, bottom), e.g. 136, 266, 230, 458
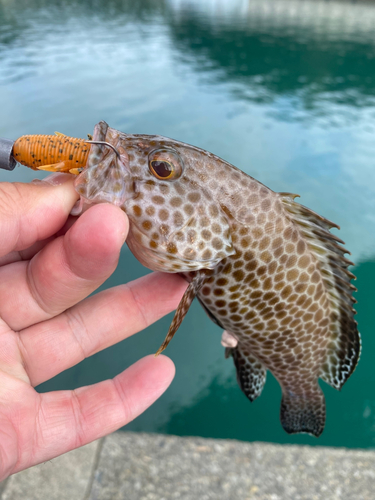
84, 140, 121, 159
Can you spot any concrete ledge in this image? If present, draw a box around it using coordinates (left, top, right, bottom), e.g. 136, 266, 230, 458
2, 432, 375, 499
0, 439, 102, 500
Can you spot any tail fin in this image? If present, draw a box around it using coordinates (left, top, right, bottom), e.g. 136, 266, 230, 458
280, 389, 326, 437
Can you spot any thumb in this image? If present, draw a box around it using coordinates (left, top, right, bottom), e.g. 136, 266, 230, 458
0, 174, 79, 258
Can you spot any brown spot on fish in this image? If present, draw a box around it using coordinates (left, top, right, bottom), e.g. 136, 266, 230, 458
212, 238, 223, 250
298, 255, 310, 268
201, 230, 212, 241
212, 223, 222, 235
286, 255, 298, 268
159, 209, 169, 221
202, 249, 213, 260
188, 192, 201, 203
215, 300, 226, 307
170, 197, 183, 207
175, 184, 186, 196
260, 251, 272, 263
184, 248, 197, 259
142, 220, 152, 231
133, 205, 142, 217
167, 243, 178, 254
183, 204, 194, 216
234, 260, 244, 269
146, 206, 156, 216
152, 195, 165, 205
233, 269, 245, 282
287, 269, 299, 281
160, 224, 169, 235
240, 237, 251, 248
217, 278, 228, 286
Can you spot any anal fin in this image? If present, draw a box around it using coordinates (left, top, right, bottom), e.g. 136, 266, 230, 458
155, 271, 206, 356
280, 388, 325, 437
227, 343, 266, 402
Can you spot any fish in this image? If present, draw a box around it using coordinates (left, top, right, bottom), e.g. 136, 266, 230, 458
14, 121, 360, 436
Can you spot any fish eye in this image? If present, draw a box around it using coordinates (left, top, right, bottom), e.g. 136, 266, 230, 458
150, 160, 174, 179
148, 149, 183, 181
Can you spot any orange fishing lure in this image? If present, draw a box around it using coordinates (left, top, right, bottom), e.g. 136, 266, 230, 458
12, 134, 90, 174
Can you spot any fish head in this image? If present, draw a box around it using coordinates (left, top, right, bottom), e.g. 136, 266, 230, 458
75, 121, 235, 273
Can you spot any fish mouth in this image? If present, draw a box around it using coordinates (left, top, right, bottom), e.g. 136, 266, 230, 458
73, 143, 136, 208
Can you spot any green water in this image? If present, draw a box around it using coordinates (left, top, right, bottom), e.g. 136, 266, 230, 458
1, 0, 375, 448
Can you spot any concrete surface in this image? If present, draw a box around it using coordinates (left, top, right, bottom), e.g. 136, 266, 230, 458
1, 432, 375, 500
0, 440, 101, 500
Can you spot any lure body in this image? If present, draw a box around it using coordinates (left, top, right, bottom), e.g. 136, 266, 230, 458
13, 134, 90, 173
14, 121, 360, 437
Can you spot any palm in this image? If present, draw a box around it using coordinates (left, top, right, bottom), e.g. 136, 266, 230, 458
0, 177, 186, 480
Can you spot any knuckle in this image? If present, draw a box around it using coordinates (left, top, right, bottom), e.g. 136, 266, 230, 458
123, 283, 149, 329
64, 308, 90, 360
0, 183, 21, 218
70, 390, 86, 448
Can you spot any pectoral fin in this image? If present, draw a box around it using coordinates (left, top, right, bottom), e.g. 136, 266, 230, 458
226, 342, 267, 402
155, 272, 206, 356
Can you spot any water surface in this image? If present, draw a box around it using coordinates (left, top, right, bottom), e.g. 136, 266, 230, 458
1, 0, 375, 448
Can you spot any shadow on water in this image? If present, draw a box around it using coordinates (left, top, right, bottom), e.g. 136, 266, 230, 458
1, 0, 375, 447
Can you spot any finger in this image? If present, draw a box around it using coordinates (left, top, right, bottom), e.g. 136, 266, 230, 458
14, 355, 175, 474
19, 272, 187, 386
0, 237, 55, 267
0, 175, 79, 258
0, 215, 79, 267
0, 203, 128, 331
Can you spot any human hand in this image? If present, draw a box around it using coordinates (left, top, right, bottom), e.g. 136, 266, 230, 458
0, 174, 187, 480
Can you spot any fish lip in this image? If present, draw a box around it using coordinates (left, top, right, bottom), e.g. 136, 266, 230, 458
116, 146, 130, 172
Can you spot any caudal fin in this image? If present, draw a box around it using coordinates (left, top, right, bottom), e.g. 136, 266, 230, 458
280, 389, 326, 437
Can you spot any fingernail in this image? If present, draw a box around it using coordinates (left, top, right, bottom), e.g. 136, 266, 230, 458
42, 173, 73, 186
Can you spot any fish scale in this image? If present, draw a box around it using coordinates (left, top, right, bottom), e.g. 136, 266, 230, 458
15, 121, 360, 436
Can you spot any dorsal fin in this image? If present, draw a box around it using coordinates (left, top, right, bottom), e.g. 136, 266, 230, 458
280, 193, 360, 390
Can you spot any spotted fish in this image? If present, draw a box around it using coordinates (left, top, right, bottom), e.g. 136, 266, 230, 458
17, 121, 360, 436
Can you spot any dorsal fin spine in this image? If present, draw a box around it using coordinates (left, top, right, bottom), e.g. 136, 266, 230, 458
279, 193, 360, 390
